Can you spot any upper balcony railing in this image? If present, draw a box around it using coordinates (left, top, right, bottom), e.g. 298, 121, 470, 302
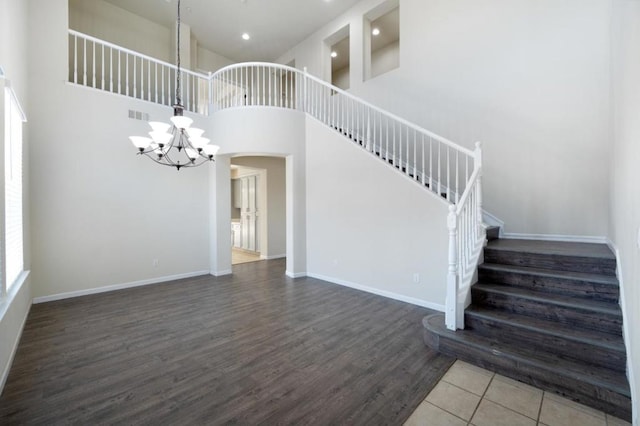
68, 30, 210, 115
68, 30, 485, 330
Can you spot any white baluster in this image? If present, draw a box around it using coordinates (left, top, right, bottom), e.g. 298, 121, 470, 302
109, 47, 113, 92
73, 35, 78, 84
101, 44, 104, 90
83, 38, 87, 85
92, 39, 96, 87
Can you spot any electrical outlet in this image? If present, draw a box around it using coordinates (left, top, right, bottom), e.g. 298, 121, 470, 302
413, 273, 420, 283
152, 259, 159, 267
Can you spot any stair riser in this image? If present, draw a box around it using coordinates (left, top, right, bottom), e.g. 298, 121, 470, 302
483, 250, 616, 275
471, 289, 623, 335
435, 336, 631, 422
477, 268, 619, 302
464, 314, 626, 372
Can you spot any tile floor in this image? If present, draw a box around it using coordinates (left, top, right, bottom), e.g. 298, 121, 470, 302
404, 360, 631, 426
231, 248, 262, 265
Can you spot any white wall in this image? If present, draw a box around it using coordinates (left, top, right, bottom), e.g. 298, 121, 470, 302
332, 66, 350, 91
197, 47, 234, 74
306, 117, 449, 309
29, 0, 210, 299
371, 41, 399, 78
69, 0, 235, 73
279, 0, 612, 238
610, 1, 640, 423
232, 157, 287, 259
0, 0, 31, 395
69, 0, 172, 63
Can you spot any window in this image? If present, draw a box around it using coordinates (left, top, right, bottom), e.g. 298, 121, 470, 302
4, 85, 25, 293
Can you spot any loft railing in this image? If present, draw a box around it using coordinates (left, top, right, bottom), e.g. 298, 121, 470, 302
68, 30, 210, 115
67, 30, 484, 329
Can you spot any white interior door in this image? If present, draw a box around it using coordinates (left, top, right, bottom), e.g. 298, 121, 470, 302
240, 175, 258, 252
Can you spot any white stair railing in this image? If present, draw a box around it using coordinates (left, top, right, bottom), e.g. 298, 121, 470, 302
67, 33, 484, 329
68, 30, 210, 115
446, 143, 485, 330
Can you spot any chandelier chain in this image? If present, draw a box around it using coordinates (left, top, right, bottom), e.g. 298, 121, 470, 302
176, 0, 182, 107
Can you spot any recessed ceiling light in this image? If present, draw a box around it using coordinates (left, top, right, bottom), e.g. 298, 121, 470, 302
372, 28, 380, 36
242, 33, 250, 40
331, 51, 337, 58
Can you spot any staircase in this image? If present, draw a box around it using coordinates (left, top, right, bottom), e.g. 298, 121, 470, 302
423, 231, 631, 421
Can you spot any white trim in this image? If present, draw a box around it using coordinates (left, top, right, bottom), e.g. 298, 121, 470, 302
482, 209, 504, 230
0, 271, 31, 394
286, 271, 307, 278
212, 269, 232, 277
0, 271, 29, 322
307, 273, 445, 312
608, 242, 637, 426
32, 270, 210, 304
501, 232, 608, 244
260, 253, 286, 260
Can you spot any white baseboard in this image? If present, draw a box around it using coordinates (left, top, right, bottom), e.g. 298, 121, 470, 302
260, 254, 286, 260
482, 210, 505, 230
212, 269, 233, 277
286, 270, 307, 278
307, 273, 445, 312
32, 270, 210, 304
608, 242, 637, 425
501, 232, 608, 244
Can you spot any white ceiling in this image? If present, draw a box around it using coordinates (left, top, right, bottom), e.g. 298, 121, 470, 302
102, 0, 363, 63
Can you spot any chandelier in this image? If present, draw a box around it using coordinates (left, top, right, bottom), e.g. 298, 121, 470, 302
129, 0, 219, 170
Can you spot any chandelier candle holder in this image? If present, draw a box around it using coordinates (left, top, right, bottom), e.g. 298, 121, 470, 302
129, 0, 219, 170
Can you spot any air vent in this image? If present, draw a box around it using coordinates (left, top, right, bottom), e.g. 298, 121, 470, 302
128, 109, 149, 121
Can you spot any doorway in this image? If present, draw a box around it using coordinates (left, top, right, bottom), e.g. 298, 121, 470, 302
230, 156, 287, 266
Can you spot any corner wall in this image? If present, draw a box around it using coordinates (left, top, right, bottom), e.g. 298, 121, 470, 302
610, 1, 640, 423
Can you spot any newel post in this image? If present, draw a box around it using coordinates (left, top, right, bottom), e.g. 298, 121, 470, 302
474, 141, 484, 235
445, 204, 459, 330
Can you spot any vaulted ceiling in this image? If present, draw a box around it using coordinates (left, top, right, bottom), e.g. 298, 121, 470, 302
103, 0, 363, 62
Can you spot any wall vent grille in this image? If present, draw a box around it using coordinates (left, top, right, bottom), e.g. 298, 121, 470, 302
128, 110, 149, 121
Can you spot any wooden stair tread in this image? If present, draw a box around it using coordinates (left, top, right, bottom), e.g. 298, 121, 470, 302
478, 263, 618, 286
465, 306, 625, 351
424, 313, 630, 396
473, 283, 622, 316
486, 239, 615, 261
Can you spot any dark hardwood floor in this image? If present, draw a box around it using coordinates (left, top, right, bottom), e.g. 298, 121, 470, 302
0, 259, 453, 425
